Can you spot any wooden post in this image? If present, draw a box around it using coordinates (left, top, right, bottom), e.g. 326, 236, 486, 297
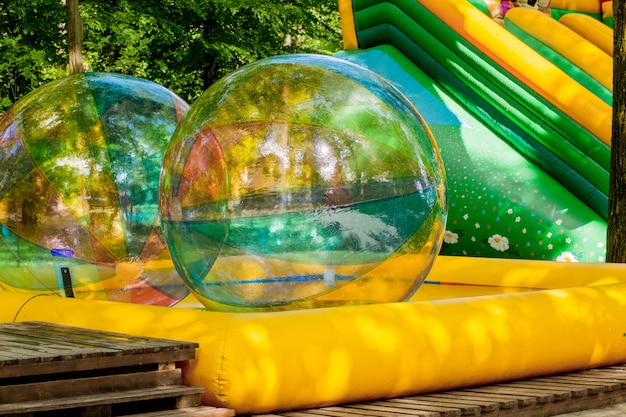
607, 0, 625, 262
67, 0, 85, 74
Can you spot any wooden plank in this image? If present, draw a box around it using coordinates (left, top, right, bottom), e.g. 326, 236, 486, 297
309, 405, 400, 417
175, 391, 205, 409
541, 375, 619, 392
84, 403, 112, 417
0, 344, 49, 365
572, 376, 626, 389
0, 328, 121, 358
280, 412, 351, 417
0, 386, 205, 414
0, 347, 196, 379
369, 397, 461, 417
125, 407, 236, 417
457, 385, 555, 403
452, 390, 529, 407
0, 356, 17, 366
353, 400, 464, 416
604, 365, 626, 371
22, 321, 191, 350
287, 407, 434, 417
0, 322, 194, 363
0, 368, 182, 403
323, 404, 441, 417
245, 415, 286, 417
0, 320, 197, 372
504, 380, 587, 398
30, 321, 198, 351
581, 369, 626, 385
421, 392, 503, 411
495, 389, 626, 417
0, 336, 99, 360
0, 332, 108, 363
282, 408, 392, 417
381, 396, 480, 415
0, 322, 194, 355
0, 323, 123, 356
581, 367, 626, 378
578, 368, 626, 377
492, 381, 574, 400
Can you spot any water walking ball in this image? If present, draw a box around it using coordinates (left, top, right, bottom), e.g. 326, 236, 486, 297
160, 54, 447, 312
0, 73, 190, 305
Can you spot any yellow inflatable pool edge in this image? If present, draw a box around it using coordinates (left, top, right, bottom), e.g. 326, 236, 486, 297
4, 263, 626, 415
425, 255, 626, 290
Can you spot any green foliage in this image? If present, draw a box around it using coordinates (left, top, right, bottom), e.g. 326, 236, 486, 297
0, 1, 68, 112
0, 0, 342, 114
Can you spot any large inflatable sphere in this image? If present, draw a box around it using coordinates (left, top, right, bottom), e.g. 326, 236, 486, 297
0, 73, 190, 306
160, 54, 447, 312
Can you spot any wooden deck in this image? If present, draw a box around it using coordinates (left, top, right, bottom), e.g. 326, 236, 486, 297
245, 365, 626, 417
0, 321, 234, 417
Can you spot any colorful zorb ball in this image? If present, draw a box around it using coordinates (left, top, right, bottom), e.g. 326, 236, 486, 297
160, 54, 447, 312
0, 73, 190, 306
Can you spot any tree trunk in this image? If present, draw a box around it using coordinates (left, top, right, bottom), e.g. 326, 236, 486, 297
607, 0, 626, 261
67, 0, 85, 74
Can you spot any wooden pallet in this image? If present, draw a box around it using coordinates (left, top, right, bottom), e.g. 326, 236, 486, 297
244, 365, 626, 417
0, 321, 234, 417
127, 409, 236, 417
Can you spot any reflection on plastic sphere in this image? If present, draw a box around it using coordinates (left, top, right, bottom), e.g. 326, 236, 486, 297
160, 54, 447, 312
0, 73, 190, 306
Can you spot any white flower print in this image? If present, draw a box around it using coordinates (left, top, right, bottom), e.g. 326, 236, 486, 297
557, 252, 578, 262
488, 234, 509, 252
444, 230, 459, 244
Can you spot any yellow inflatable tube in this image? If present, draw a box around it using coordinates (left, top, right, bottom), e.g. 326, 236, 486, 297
506, 8, 612, 90
559, 13, 613, 56
5, 256, 626, 415
550, 0, 602, 14
602, 1, 613, 23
